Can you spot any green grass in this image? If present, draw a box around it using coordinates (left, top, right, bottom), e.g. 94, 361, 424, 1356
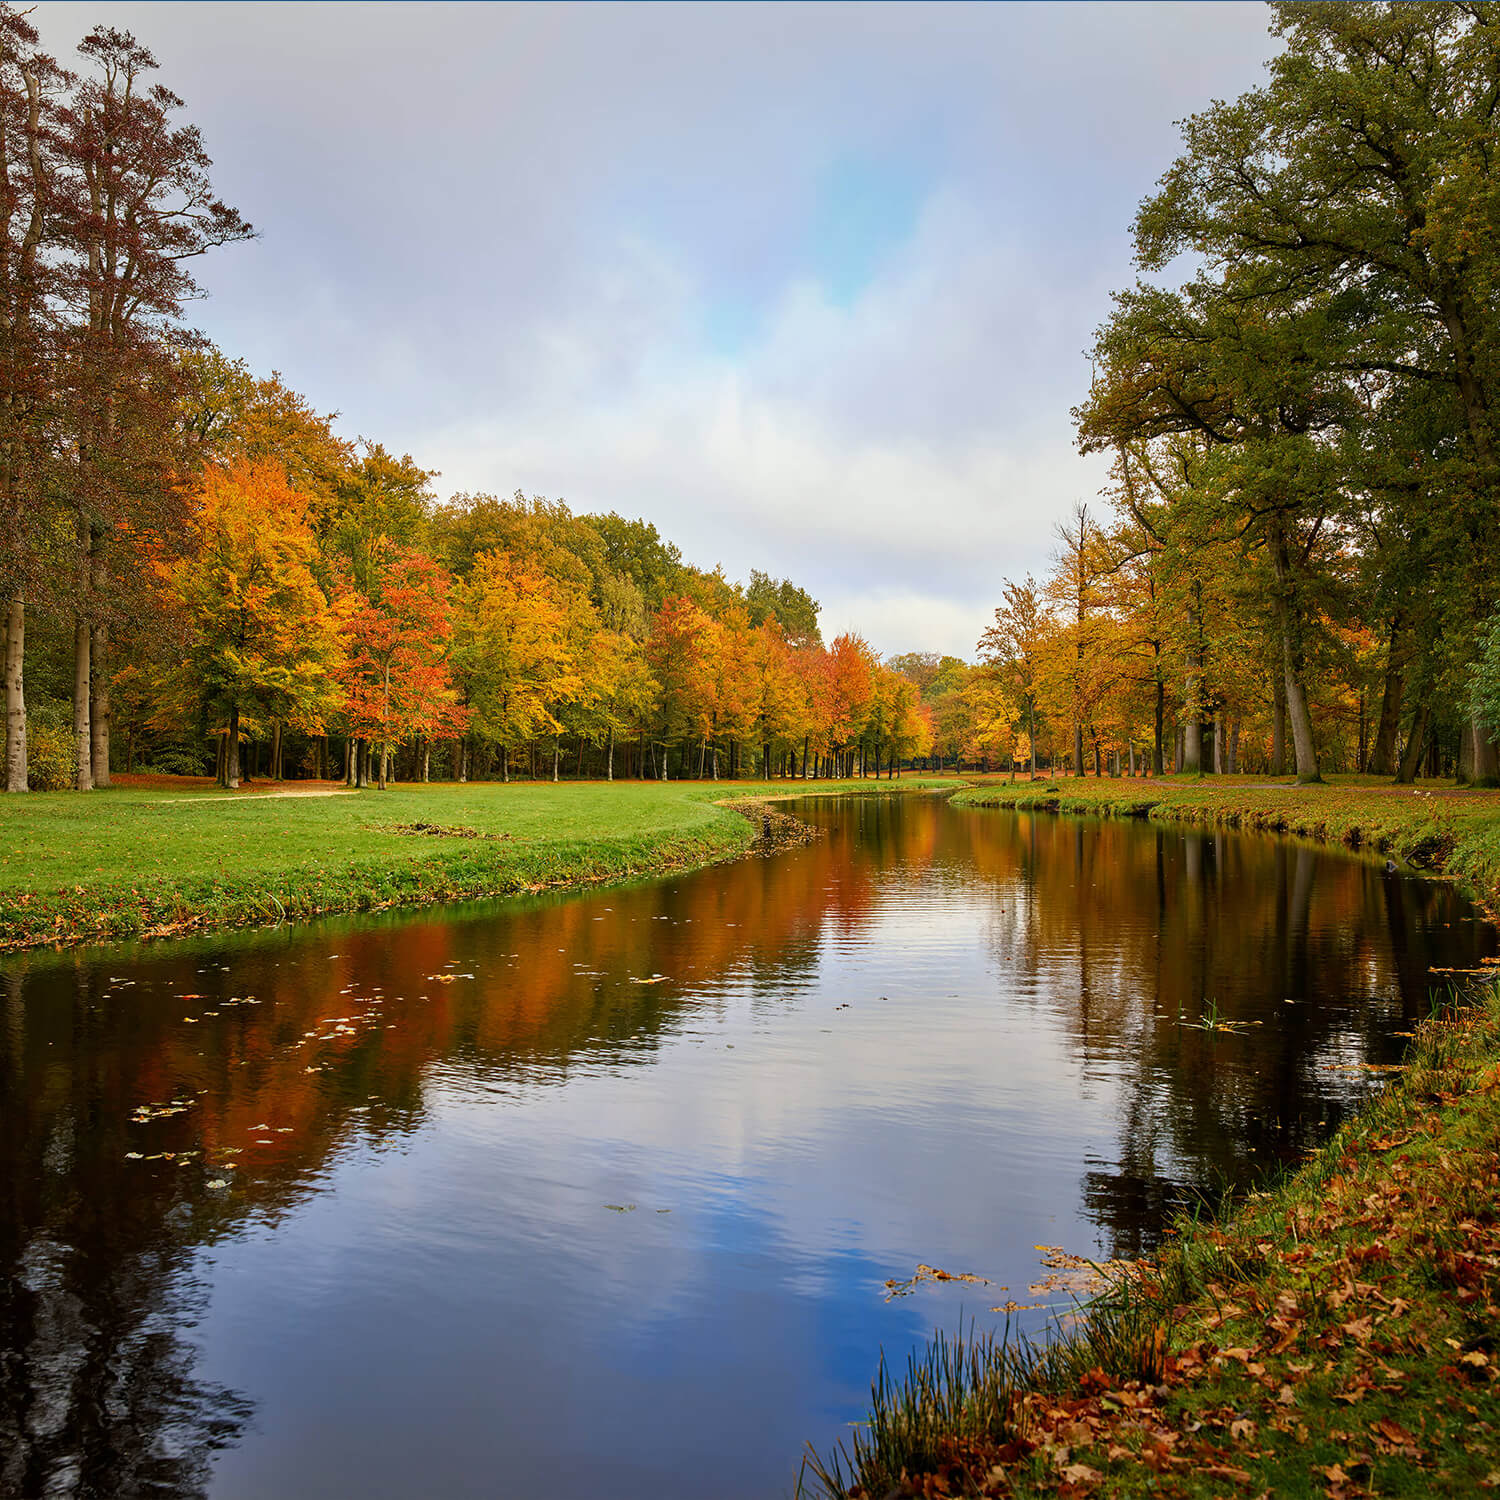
803, 980, 1500, 1499
952, 773, 1500, 915
0, 776, 955, 950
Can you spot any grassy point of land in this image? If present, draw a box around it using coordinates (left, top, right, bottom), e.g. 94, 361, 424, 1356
0, 774, 957, 952
951, 773, 1500, 918
804, 982, 1500, 1500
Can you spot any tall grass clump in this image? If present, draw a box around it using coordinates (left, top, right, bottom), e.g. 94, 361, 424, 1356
798, 1321, 1032, 1499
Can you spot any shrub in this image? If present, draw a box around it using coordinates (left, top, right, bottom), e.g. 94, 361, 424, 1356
25, 699, 75, 791
148, 746, 213, 777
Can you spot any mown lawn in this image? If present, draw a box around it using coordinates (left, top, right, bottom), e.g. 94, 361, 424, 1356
0, 775, 951, 950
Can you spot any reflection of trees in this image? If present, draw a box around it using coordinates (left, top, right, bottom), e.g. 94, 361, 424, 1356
0, 975, 252, 1499
962, 808, 1495, 1258
0, 801, 902, 1496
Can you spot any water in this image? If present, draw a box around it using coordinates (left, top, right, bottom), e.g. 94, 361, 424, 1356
0, 793, 1493, 1499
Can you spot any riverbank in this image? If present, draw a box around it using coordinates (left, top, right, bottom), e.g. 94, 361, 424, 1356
952, 774, 1500, 917
803, 978, 1500, 1499
0, 776, 954, 952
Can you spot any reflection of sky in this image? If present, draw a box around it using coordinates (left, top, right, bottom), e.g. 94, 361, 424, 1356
195, 874, 1119, 1498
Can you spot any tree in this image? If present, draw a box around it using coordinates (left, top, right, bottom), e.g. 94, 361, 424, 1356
0, 11, 74, 793
340, 548, 464, 788
646, 595, 719, 777
170, 462, 342, 788
978, 576, 1047, 779
57, 24, 253, 789
454, 550, 580, 777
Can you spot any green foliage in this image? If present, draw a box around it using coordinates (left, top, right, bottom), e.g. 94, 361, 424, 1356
24, 699, 74, 792
1469, 613, 1500, 735
744, 569, 821, 647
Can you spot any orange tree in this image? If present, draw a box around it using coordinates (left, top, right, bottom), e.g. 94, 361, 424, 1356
169, 461, 342, 787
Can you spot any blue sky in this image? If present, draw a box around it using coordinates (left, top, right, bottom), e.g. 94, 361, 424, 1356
37, 1, 1278, 656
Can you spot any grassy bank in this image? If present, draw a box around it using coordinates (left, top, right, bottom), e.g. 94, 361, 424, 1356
952, 774, 1500, 915
804, 980, 1500, 1499
0, 776, 952, 952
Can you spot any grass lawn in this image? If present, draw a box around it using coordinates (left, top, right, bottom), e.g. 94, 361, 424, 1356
0, 774, 953, 951
951, 773, 1500, 916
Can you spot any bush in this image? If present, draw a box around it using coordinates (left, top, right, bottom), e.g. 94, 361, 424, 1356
148, 746, 213, 777
25, 699, 75, 791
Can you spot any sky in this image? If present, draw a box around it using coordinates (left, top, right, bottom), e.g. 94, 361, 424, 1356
37, 1, 1278, 658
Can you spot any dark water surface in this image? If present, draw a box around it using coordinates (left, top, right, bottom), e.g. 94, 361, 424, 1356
2, 794, 1494, 1499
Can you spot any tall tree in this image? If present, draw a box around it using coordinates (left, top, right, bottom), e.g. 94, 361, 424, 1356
57, 24, 252, 788
0, 9, 67, 792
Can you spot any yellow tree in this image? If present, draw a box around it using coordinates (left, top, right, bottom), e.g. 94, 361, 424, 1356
454, 550, 580, 779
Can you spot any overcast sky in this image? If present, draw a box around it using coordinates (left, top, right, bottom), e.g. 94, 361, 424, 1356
38, 1, 1276, 657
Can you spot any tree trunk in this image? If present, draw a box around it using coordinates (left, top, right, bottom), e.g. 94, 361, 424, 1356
73, 614, 92, 791
552, 735, 560, 782
225, 705, 241, 788
270, 720, 283, 783
1272, 670, 1287, 776
1464, 718, 1500, 787
90, 620, 110, 787
1395, 702, 1430, 784
606, 727, 614, 781
5, 597, 25, 792
1152, 646, 1165, 775
1029, 702, 1037, 780
422, 742, 430, 782
459, 738, 469, 783
215, 731, 227, 786
1268, 520, 1321, 783
1227, 718, 1240, 775
1183, 593, 1202, 775
377, 740, 388, 790
1367, 611, 1406, 775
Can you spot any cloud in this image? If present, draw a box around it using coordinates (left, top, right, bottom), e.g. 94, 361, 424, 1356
32, 1, 1277, 655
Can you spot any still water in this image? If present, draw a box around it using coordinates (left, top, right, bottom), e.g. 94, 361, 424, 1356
1, 794, 1494, 1499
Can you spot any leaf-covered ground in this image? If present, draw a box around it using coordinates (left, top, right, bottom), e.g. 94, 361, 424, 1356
814, 983, 1500, 1499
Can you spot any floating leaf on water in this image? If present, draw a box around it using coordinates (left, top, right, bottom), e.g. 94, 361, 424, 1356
206, 1179, 230, 1189
884, 1263, 992, 1299
124, 1151, 143, 1160
605, 1203, 637, 1212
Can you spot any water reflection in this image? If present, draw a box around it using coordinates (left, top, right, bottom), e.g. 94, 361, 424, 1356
0, 795, 1491, 1498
